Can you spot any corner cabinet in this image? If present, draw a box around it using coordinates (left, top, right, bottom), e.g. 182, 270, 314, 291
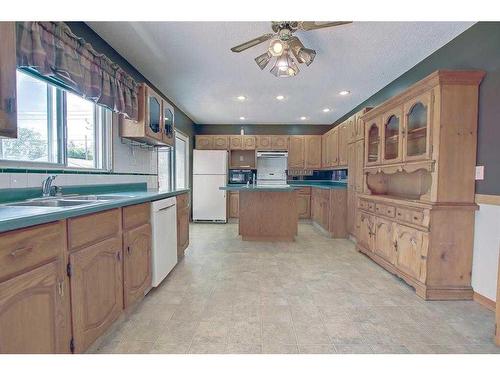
120, 83, 175, 147
0, 22, 17, 138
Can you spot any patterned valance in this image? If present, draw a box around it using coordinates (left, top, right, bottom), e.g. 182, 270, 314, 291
16, 21, 139, 121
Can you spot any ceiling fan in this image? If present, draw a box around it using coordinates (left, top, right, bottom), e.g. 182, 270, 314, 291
230, 21, 352, 77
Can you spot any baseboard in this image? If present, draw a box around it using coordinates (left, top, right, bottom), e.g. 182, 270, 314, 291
473, 291, 496, 311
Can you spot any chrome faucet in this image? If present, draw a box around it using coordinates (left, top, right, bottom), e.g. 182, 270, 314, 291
42, 175, 58, 197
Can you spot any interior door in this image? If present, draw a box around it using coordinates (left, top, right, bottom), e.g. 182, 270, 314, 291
123, 223, 152, 308
69, 236, 123, 353
0, 261, 70, 353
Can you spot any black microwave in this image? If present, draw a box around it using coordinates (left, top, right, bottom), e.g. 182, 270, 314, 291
229, 169, 255, 184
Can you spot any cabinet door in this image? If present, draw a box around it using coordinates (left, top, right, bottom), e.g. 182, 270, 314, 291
365, 118, 381, 165
329, 128, 339, 166
271, 135, 289, 150
403, 91, 433, 162
229, 192, 239, 218
213, 135, 229, 150
347, 189, 356, 236
357, 212, 374, 251
297, 194, 311, 219
355, 113, 365, 140
69, 236, 123, 353
354, 140, 365, 193
243, 136, 256, 150
320, 197, 330, 230
0, 22, 17, 138
257, 135, 272, 150
347, 143, 356, 190
230, 136, 243, 150
305, 136, 322, 169
0, 260, 70, 354
145, 89, 163, 141
177, 206, 189, 258
347, 116, 356, 144
196, 135, 214, 149
123, 224, 152, 309
162, 101, 175, 146
338, 123, 348, 166
382, 107, 403, 163
321, 134, 328, 168
394, 224, 428, 281
288, 136, 305, 169
374, 218, 396, 264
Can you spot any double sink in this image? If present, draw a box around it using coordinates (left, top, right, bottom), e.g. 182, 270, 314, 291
7, 194, 135, 208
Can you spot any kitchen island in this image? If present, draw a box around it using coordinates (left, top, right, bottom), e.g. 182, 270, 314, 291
220, 185, 298, 241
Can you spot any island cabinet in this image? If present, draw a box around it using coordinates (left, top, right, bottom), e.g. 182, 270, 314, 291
176, 193, 190, 258
67, 209, 124, 353
122, 204, 152, 309
228, 191, 239, 218
0, 221, 71, 354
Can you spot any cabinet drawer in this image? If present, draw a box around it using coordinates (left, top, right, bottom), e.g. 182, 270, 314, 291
176, 193, 190, 209
375, 203, 395, 218
358, 199, 369, 210
123, 203, 150, 230
68, 209, 121, 250
367, 201, 375, 212
395, 207, 426, 226
0, 221, 65, 281
297, 187, 311, 195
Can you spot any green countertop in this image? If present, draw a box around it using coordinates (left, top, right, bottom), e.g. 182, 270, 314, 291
221, 180, 347, 192
0, 183, 190, 233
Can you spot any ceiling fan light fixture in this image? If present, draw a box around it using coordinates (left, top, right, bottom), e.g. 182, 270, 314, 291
270, 51, 299, 78
269, 39, 285, 56
255, 51, 272, 70
298, 48, 316, 66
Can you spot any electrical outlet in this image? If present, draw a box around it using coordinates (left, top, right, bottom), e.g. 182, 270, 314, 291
240, 156, 244, 161
475, 165, 484, 180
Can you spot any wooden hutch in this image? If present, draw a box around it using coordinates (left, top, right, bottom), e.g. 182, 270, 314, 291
355, 70, 485, 300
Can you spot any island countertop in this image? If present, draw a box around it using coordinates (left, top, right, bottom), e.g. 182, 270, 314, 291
220, 180, 347, 192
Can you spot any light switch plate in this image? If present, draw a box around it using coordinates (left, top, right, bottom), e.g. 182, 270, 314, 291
475, 165, 484, 180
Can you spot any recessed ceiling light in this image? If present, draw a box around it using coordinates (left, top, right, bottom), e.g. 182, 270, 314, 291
339, 90, 350, 96
300, 116, 307, 120
322, 108, 331, 113
237, 95, 246, 101
239, 116, 246, 120
276, 95, 285, 101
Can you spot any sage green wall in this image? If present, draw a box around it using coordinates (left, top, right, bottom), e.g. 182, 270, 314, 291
331, 22, 500, 195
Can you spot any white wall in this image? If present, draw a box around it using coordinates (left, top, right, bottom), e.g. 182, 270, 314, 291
472, 203, 500, 301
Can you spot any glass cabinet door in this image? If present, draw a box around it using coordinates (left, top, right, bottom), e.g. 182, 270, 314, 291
163, 106, 174, 141
366, 121, 380, 164
383, 109, 402, 162
148, 95, 161, 138
405, 99, 429, 160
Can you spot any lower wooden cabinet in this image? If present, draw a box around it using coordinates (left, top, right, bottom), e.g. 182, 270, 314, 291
394, 224, 428, 283
0, 260, 71, 353
297, 192, 311, 219
357, 211, 374, 251
69, 235, 123, 353
176, 193, 190, 258
311, 188, 347, 238
123, 223, 152, 308
373, 217, 396, 264
229, 191, 239, 218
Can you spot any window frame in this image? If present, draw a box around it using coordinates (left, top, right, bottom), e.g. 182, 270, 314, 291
0, 69, 112, 172
174, 130, 190, 189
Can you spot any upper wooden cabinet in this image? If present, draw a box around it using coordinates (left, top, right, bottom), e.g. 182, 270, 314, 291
403, 92, 432, 162
0, 22, 17, 138
121, 84, 174, 147
257, 135, 272, 149
213, 135, 229, 150
288, 136, 305, 169
382, 107, 403, 163
271, 135, 289, 150
196, 135, 214, 149
338, 123, 348, 166
305, 135, 322, 169
365, 118, 381, 166
230, 135, 255, 150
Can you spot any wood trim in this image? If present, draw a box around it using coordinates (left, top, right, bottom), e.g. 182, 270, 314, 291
475, 194, 500, 206
472, 291, 496, 312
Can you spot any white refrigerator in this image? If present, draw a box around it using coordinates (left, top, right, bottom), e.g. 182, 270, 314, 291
192, 149, 228, 222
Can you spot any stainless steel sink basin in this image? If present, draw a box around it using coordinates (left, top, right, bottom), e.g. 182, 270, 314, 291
8, 199, 94, 207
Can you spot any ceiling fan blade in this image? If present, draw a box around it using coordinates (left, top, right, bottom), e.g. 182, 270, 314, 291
299, 21, 352, 31
230, 33, 275, 53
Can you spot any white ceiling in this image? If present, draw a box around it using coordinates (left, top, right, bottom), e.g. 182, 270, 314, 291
87, 22, 473, 125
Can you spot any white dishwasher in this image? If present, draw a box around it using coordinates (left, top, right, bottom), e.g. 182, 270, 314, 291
151, 197, 178, 287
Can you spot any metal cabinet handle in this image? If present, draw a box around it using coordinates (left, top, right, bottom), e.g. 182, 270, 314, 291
117, 251, 121, 261
10, 246, 33, 257
394, 241, 398, 252
127, 246, 131, 255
